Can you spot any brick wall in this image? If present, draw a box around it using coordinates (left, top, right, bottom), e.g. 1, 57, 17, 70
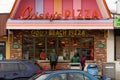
0, 13, 9, 36
10, 30, 107, 72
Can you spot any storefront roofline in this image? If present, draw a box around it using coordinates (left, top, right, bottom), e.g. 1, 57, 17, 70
6, 19, 114, 30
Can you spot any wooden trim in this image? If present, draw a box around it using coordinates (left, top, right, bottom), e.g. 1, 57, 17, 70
9, 0, 19, 18
103, 0, 112, 18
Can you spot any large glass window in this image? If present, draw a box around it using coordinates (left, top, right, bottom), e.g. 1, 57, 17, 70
47, 37, 57, 59
35, 37, 45, 60
22, 37, 94, 60
70, 38, 80, 59
22, 38, 34, 60
58, 37, 69, 60
49, 73, 67, 80
69, 72, 90, 80
0, 63, 19, 72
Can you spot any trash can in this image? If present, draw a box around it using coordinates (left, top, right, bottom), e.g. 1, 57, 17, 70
87, 63, 99, 76
102, 62, 115, 80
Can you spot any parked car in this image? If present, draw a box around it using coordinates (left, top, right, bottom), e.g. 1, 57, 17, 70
29, 69, 99, 80
0, 59, 43, 80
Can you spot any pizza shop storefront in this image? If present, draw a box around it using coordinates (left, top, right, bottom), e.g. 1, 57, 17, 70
6, 0, 113, 70
6, 19, 113, 70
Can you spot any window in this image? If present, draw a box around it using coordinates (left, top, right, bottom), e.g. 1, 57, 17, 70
35, 74, 49, 80
35, 38, 45, 60
22, 38, 34, 60
49, 73, 67, 80
22, 37, 94, 60
58, 37, 69, 60
69, 72, 90, 80
0, 63, 19, 72
47, 37, 57, 59
19, 63, 27, 71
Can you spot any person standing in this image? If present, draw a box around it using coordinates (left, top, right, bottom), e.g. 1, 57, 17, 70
71, 54, 80, 63
49, 49, 58, 70
81, 54, 86, 71
40, 49, 46, 60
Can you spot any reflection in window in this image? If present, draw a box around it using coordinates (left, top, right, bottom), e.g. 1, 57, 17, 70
0, 63, 19, 72
22, 38, 34, 60
19, 63, 27, 71
69, 72, 90, 80
35, 38, 45, 60
22, 37, 94, 60
70, 38, 80, 59
58, 38, 69, 60
50, 74, 67, 80
47, 37, 57, 59
81, 38, 94, 60
35, 74, 49, 80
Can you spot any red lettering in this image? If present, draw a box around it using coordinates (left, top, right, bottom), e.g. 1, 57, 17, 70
21, 6, 32, 19
39, 14, 44, 19
92, 10, 99, 19
72, 10, 75, 19
65, 10, 71, 19
85, 10, 90, 19
77, 9, 83, 19
21, 6, 100, 20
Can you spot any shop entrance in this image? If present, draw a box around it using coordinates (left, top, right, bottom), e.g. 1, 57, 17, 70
0, 42, 6, 60
22, 37, 94, 61
115, 29, 120, 60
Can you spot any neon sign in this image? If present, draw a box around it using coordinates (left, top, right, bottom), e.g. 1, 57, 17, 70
21, 6, 100, 20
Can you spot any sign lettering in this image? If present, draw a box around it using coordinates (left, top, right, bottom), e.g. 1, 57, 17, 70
21, 6, 100, 20
30, 30, 86, 36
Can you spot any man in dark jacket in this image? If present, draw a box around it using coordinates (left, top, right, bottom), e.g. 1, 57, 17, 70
49, 49, 58, 70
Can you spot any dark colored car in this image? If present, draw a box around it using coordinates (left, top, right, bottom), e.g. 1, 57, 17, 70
29, 69, 99, 80
0, 60, 43, 80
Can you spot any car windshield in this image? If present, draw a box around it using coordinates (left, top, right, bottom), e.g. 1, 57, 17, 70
29, 73, 50, 80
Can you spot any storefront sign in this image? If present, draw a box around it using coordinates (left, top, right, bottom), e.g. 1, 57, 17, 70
31, 30, 86, 36
12, 44, 20, 49
114, 18, 120, 28
21, 6, 100, 20
97, 43, 104, 48
0, 42, 5, 46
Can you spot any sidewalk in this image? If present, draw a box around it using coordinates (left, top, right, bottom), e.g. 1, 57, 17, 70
115, 61, 120, 80
116, 71, 120, 80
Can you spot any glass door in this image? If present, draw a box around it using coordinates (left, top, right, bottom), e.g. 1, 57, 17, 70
0, 42, 6, 60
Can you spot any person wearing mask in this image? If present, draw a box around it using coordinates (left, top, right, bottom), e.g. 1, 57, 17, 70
49, 49, 58, 70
